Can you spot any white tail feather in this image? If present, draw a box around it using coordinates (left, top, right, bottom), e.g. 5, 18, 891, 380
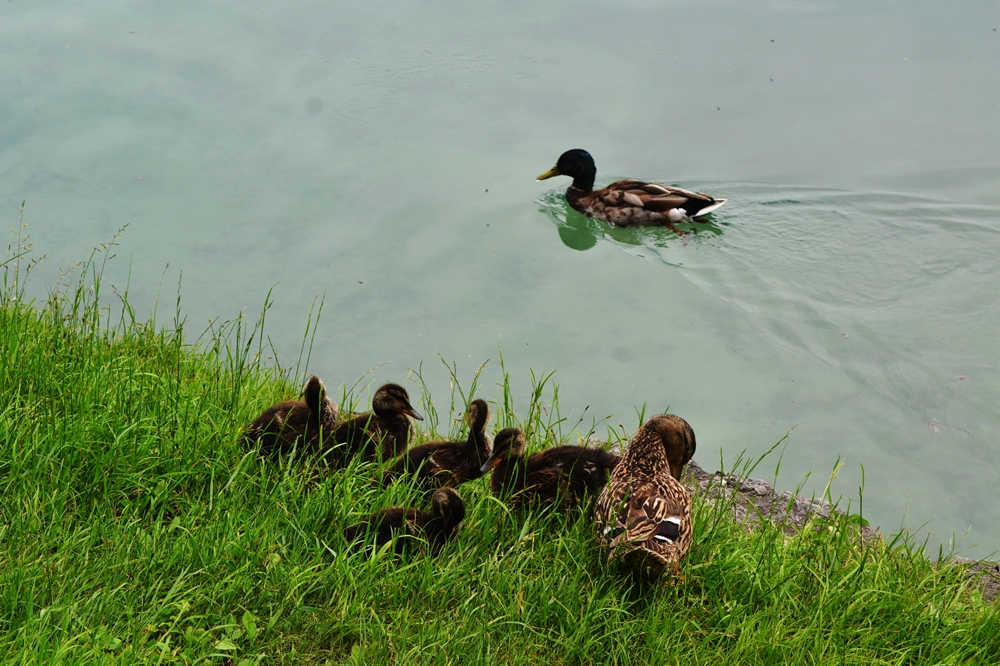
693, 199, 727, 217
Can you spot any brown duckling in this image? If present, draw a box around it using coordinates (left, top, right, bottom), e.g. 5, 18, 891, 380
594, 414, 696, 580
383, 398, 492, 489
342, 487, 466, 554
480, 428, 621, 509
332, 383, 423, 462
537, 149, 726, 229
243, 374, 339, 459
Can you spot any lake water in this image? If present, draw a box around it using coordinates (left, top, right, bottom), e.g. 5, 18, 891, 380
3, 1, 999, 558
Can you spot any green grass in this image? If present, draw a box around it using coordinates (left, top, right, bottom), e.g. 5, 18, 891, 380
1, 229, 997, 664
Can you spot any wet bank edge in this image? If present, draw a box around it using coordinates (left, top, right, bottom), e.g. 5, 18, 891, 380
680, 460, 1000, 604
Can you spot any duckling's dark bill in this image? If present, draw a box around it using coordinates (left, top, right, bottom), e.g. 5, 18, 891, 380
537, 166, 561, 180
479, 453, 502, 474
404, 408, 424, 421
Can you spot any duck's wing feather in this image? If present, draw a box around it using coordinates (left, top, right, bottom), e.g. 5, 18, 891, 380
344, 507, 419, 548
596, 180, 724, 218
422, 443, 469, 472
615, 181, 717, 204
511, 467, 564, 506
594, 474, 692, 566
528, 447, 617, 499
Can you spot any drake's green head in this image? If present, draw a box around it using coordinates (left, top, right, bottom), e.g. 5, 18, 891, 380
537, 149, 597, 190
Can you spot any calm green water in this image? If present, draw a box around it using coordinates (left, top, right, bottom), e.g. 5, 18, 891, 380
3, 1, 999, 557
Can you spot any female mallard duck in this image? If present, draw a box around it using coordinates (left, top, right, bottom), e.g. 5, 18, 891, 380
343, 487, 466, 554
383, 398, 492, 489
538, 149, 726, 227
480, 428, 621, 509
243, 374, 339, 459
594, 414, 696, 580
332, 383, 423, 462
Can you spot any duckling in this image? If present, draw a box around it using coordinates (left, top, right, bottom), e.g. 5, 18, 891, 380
481, 428, 620, 509
594, 414, 696, 580
537, 149, 726, 228
383, 399, 492, 489
332, 383, 423, 461
342, 487, 466, 554
243, 374, 339, 459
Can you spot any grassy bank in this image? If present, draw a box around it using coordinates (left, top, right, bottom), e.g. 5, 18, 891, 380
1, 237, 997, 665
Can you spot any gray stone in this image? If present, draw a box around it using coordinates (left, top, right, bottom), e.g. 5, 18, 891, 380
682, 459, 998, 603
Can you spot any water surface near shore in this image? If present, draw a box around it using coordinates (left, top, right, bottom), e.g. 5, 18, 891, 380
2, 1, 999, 556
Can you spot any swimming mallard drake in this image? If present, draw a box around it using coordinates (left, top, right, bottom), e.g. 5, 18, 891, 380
243, 374, 339, 459
343, 487, 466, 554
594, 414, 696, 580
481, 428, 621, 509
537, 149, 726, 227
383, 398, 492, 489
332, 383, 423, 462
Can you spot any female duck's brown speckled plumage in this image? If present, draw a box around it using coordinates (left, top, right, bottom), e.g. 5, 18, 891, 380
538, 149, 726, 229
343, 487, 466, 554
332, 383, 423, 462
594, 414, 696, 580
481, 428, 621, 510
383, 399, 492, 489
243, 375, 339, 459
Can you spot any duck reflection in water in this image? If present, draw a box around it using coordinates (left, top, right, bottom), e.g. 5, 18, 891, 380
539, 196, 724, 253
